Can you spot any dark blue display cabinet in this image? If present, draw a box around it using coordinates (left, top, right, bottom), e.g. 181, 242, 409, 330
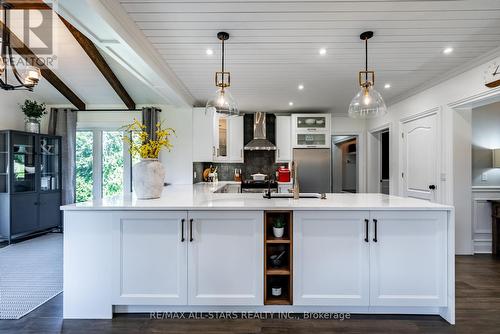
0, 130, 62, 244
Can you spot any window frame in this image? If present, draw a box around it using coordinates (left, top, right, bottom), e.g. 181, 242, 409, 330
76, 128, 132, 200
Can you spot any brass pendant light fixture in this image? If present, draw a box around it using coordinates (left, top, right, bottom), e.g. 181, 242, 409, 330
0, 2, 41, 91
348, 31, 387, 119
205, 31, 239, 117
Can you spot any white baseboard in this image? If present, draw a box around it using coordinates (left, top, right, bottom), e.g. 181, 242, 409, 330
473, 239, 492, 254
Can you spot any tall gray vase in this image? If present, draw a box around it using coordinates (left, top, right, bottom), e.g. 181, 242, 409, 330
133, 159, 165, 199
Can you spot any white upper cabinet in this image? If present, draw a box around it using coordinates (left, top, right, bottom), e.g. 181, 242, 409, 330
192, 108, 214, 162
292, 114, 331, 148
228, 116, 244, 163
213, 113, 244, 163
276, 115, 292, 162
193, 108, 244, 163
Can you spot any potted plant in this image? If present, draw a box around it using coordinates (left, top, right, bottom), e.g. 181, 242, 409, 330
122, 119, 175, 199
273, 217, 286, 238
20, 100, 46, 133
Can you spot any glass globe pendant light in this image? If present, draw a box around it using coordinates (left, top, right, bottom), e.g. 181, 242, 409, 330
348, 31, 387, 119
205, 32, 239, 117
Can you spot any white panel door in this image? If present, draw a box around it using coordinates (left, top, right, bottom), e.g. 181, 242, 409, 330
294, 211, 370, 306
276, 116, 292, 162
229, 116, 244, 162
188, 211, 263, 305
112, 211, 188, 305
192, 107, 214, 162
369, 211, 447, 307
402, 112, 439, 201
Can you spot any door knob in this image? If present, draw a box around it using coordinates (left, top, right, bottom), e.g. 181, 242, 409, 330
429, 185, 436, 190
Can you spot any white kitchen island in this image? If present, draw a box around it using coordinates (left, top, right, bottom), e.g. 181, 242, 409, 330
61, 182, 455, 324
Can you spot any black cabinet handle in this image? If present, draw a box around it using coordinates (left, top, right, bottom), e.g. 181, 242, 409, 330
364, 219, 369, 242
429, 185, 436, 190
181, 219, 185, 242
189, 218, 194, 242
373, 219, 378, 242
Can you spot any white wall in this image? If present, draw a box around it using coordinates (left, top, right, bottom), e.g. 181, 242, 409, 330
158, 106, 193, 185
0, 90, 44, 131
366, 51, 500, 254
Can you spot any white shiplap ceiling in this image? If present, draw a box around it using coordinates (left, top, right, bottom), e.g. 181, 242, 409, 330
119, 0, 500, 113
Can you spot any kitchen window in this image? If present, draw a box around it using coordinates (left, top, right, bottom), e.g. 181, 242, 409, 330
75, 129, 132, 202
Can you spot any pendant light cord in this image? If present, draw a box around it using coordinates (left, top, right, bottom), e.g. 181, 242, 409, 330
365, 37, 368, 82
221, 37, 225, 88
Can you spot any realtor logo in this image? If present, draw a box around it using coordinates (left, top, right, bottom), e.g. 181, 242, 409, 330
21, 6, 53, 55
4, 0, 58, 68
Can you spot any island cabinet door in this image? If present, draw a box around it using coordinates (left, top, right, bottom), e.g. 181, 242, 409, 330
369, 210, 448, 307
111, 211, 188, 305
293, 211, 370, 306
187, 211, 263, 305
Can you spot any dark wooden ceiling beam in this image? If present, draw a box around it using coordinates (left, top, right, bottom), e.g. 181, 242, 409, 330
3, 0, 51, 10
59, 16, 136, 110
0, 20, 86, 110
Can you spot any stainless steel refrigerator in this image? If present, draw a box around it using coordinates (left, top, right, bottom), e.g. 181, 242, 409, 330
293, 148, 331, 193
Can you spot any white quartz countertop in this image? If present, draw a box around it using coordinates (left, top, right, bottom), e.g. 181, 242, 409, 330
61, 182, 453, 211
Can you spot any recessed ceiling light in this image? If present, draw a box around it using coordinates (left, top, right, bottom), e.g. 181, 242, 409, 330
384, 83, 391, 89
319, 48, 327, 56
443, 47, 453, 55
298, 84, 304, 90
289, 102, 294, 107
206, 48, 214, 55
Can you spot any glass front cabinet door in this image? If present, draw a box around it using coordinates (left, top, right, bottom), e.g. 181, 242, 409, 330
213, 115, 229, 161
0, 132, 7, 193
11, 132, 37, 193
292, 114, 331, 148
39, 136, 61, 192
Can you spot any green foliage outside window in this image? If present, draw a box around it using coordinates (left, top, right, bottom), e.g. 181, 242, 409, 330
76, 132, 93, 203
102, 131, 124, 198
76, 131, 130, 203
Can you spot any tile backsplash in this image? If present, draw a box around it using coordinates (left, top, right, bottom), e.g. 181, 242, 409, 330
193, 113, 290, 183
193, 160, 289, 182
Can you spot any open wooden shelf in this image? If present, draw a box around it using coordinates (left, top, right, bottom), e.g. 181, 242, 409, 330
266, 237, 291, 244
267, 268, 290, 275
264, 210, 293, 305
265, 297, 292, 305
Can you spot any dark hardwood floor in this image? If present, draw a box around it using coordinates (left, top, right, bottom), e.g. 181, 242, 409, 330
1, 255, 499, 334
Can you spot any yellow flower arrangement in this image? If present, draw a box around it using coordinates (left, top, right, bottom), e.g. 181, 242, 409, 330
122, 119, 175, 159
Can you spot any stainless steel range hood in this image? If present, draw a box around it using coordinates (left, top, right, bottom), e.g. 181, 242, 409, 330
244, 112, 276, 151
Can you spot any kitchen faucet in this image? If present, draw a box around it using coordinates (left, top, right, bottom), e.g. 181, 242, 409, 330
292, 160, 300, 199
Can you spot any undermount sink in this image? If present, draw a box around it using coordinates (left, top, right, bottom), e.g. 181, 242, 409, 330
263, 193, 326, 199
213, 184, 241, 193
